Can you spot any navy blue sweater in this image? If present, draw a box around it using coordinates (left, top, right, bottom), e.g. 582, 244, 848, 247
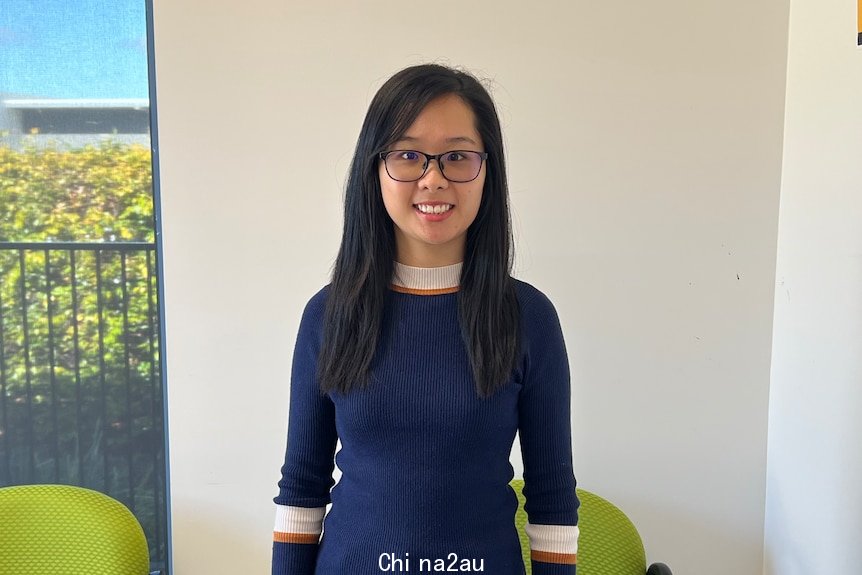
273, 266, 578, 574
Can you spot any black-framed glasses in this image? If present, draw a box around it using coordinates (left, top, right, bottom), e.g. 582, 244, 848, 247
378, 150, 489, 183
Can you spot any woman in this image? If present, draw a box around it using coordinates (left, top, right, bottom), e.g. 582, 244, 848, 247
272, 64, 579, 575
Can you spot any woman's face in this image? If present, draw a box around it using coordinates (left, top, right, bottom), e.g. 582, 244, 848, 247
379, 93, 485, 267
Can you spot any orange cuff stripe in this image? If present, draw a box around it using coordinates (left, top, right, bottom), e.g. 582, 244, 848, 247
273, 531, 319, 544
531, 550, 578, 565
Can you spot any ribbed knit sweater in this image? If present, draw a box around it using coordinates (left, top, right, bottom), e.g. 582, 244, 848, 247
273, 263, 579, 574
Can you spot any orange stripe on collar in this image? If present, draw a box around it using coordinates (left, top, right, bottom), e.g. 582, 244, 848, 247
390, 285, 460, 296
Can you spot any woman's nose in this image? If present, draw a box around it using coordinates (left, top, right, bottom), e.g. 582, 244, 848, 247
418, 158, 449, 190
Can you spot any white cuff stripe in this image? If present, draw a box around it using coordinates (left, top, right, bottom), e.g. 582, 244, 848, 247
524, 522, 580, 554
274, 504, 326, 535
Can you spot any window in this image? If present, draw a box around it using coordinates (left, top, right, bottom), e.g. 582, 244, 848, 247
0, 1, 168, 572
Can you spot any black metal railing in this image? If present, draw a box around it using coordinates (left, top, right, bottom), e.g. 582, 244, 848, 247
0, 241, 167, 570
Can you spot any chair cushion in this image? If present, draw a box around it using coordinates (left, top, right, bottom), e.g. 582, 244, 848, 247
0, 484, 150, 575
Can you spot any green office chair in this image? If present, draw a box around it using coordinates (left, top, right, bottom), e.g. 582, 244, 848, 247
0, 484, 150, 575
511, 479, 671, 575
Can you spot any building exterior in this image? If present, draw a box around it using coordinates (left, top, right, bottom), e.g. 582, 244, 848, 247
0, 94, 150, 149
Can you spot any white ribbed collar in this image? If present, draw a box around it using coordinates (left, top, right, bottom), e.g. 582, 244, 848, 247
391, 261, 462, 295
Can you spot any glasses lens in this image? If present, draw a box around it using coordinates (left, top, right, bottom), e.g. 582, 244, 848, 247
440, 151, 483, 182
385, 151, 426, 181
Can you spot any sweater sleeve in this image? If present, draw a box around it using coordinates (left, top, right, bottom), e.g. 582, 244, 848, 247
272, 288, 338, 575
517, 284, 580, 575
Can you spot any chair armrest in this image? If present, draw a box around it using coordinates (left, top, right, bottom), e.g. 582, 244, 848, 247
647, 563, 672, 575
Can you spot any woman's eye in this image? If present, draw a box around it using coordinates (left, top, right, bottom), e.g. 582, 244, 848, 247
445, 152, 465, 162
400, 151, 419, 161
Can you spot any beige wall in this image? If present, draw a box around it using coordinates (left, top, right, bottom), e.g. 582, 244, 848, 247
764, 0, 862, 573
152, 1, 790, 573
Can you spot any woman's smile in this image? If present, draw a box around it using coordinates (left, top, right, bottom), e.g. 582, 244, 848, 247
413, 202, 455, 222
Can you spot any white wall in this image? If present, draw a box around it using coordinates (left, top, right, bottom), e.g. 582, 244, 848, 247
764, 0, 862, 573
152, 1, 789, 573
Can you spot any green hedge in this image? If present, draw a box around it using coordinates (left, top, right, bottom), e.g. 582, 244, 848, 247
0, 142, 154, 243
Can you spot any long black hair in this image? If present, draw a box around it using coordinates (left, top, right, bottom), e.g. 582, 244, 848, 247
318, 64, 519, 398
